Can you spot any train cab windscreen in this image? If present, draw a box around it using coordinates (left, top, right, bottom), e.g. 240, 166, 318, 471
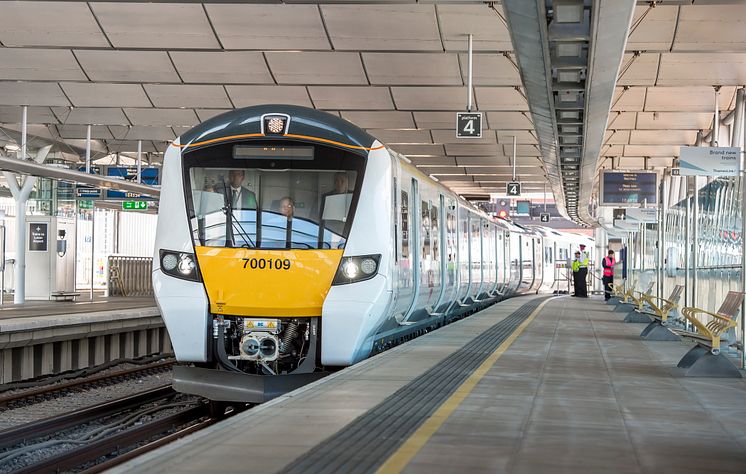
184, 143, 364, 250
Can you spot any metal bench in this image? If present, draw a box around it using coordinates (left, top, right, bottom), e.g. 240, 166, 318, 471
617, 281, 655, 323
608, 279, 634, 305
637, 285, 684, 341
50, 291, 81, 302
674, 291, 744, 378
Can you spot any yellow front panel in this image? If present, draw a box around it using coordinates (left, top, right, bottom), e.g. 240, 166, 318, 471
195, 247, 343, 317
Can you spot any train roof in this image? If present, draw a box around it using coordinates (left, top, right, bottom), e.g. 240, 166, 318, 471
177, 105, 378, 156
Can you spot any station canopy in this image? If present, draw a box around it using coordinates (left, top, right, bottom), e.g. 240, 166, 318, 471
0, 1, 743, 219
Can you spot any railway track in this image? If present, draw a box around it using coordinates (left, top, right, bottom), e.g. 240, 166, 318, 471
0, 385, 225, 473
0, 359, 176, 410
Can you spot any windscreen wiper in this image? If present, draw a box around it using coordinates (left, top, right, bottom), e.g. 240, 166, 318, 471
220, 179, 255, 248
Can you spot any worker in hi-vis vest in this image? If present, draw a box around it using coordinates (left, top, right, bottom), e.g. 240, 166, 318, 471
602, 250, 616, 301
572, 251, 582, 297
575, 244, 589, 297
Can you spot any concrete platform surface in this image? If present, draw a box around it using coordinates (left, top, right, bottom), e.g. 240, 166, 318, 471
112, 295, 746, 474
0, 296, 156, 320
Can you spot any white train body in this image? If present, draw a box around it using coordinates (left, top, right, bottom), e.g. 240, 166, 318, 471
152, 105, 593, 402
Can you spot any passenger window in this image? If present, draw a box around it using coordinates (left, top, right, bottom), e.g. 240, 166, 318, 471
421, 200, 431, 259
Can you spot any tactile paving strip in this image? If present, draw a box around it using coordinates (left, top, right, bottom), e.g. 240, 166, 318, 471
281, 296, 552, 474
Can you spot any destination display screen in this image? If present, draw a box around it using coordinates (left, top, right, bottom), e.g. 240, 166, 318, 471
600, 171, 657, 206
234, 145, 314, 161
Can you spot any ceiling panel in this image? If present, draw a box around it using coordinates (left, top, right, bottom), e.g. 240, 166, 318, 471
56, 124, 113, 140
265, 52, 367, 85
0, 106, 58, 124
437, 4, 512, 51
308, 86, 393, 110
390, 144, 444, 156
485, 111, 533, 130
170, 52, 273, 85
657, 53, 746, 86
496, 130, 537, 145
109, 125, 176, 141
340, 111, 415, 129
625, 5, 677, 52
602, 130, 631, 145
363, 53, 462, 86
367, 129, 432, 144
610, 87, 646, 112
444, 143, 502, 156
0, 49, 86, 81
74, 50, 180, 83
458, 54, 521, 86
674, 5, 746, 52
623, 145, 679, 157
0, 82, 69, 106
617, 53, 659, 87
501, 144, 540, 156
606, 111, 637, 129
644, 86, 735, 112
61, 83, 151, 108
409, 156, 457, 167
205, 4, 330, 50
635, 112, 712, 130
57, 107, 130, 126
144, 84, 231, 109
91, 3, 219, 49
124, 108, 200, 127
0, 2, 108, 47
194, 109, 231, 123
600, 145, 625, 156
107, 140, 159, 153
629, 130, 697, 146
431, 129, 497, 145
617, 157, 646, 169
419, 166, 466, 176
227, 86, 312, 108
391, 87, 468, 111
475, 87, 528, 111
321, 5, 441, 51
413, 112, 461, 129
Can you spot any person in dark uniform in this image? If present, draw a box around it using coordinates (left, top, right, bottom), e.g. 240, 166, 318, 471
219, 170, 257, 209
571, 251, 581, 297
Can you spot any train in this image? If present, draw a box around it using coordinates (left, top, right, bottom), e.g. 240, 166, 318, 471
152, 105, 593, 404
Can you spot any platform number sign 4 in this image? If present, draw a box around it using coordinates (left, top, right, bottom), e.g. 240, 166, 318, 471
540, 213, 550, 223
456, 112, 482, 139
506, 181, 521, 197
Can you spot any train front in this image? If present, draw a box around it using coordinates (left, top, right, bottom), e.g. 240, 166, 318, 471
152, 106, 385, 402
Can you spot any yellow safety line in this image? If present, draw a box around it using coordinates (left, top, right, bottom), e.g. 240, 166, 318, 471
375, 297, 554, 474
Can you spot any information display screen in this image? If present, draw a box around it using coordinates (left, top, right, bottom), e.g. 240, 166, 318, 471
600, 171, 657, 206
234, 145, 314, 161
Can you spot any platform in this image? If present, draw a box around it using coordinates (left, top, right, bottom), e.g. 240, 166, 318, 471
113, 295, 746, 473
0, 298, 167, 383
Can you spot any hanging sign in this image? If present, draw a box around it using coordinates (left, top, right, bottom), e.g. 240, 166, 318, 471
456, 112, 482, 139
679, 147, 741, 176
625, 208, 657, 223
29, 223, 48, 252
600, 171, 657, 206
506, 181, 521, 196
540, 213, 550, 223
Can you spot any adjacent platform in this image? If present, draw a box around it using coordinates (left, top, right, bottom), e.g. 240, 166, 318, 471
115, 295, 746, 473
0, 297, 167, 383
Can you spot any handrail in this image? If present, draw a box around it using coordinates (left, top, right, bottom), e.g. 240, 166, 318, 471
639, 287, 682, 324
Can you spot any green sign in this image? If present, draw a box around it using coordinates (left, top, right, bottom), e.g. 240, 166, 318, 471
122, 201, 147, 211
78, 200, 94, 209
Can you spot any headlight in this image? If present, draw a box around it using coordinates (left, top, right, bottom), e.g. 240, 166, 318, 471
159, 249, 201, 282
332, 254, 380, 285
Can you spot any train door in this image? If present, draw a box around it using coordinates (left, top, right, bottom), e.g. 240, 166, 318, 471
391, 175, 415, 321
470, 216, 483, 301
510, 233, 521, 292
433, 194, 451, 313
488, 224, 498, 296
443, 201, 459, 314
531, 238, 543, 291
521, 237, 534, 290
496, 229, 506, 295
400, 178, 420, 324
457, 208, 471, 303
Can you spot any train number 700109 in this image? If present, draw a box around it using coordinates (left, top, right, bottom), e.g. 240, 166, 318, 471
241, 258, 292, 270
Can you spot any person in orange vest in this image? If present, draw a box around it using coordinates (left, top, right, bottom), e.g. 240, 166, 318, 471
601, 250, 616, 301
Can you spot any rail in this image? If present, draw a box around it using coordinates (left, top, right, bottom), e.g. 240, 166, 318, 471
107, 256, 153, 297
